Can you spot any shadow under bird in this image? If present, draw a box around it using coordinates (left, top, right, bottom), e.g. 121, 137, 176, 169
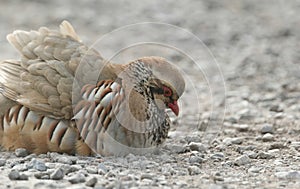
0, 21, 185, 156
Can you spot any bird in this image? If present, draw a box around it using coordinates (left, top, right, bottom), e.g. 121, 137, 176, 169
0, 21, 185, 156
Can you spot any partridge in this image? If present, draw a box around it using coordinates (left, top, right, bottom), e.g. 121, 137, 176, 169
0, 21, 185, 156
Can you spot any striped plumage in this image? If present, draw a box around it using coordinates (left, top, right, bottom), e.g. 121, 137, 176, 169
0, 21, 185, 156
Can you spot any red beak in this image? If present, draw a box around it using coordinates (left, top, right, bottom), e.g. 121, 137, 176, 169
168, 101, 179, 116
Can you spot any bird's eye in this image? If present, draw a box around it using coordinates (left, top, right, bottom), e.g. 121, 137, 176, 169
163, 86, 172, 97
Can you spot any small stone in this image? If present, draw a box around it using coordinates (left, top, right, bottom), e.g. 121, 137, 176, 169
210, 153, 225, 161
57, 156, 73, 165
14, 187, 29, 189
269, 142, 285, 150
213, 175, 224, 181
290, 142, 300, 150
261, 124, 274, 134
34, 172, 50, 179
262, 133, 274, 142
222, 161, 233, 167
8, 170, 20, 180
188, 165, 201, 175
188, 142, 207, 152
70, 165, 82, 172
28, 158, 47, 171
141, 173, 154, 180
85, 177, 98, 187
270, 104, 283, 112
248, 166, 263, 173
236, 145, 256, 153
0, 159, 6, 166
13, 164, 28, 171
15, 148, 29, 157
233, 124, 249, 132
161, 165, 175, 176
234, 155, 251, 166
275, 171, 300, 179
86, 166, 98, 174
165, 144, 187, 154
237, 108, 255, 120
223, 137, 243, 145
68, 173, 86, 184
185, 134, 202, 143
274, 159, 284, 165
268, 149, 280, 156
50, 168, 65, 180
189, 156, 204, 164
174, 180, 188, 187
231, 137, 243, 144
246, 151, 258, 159
19, 174, 29, 180
257, 151, 275, 159
76, 160, 89, 165
98, 163, 108, 174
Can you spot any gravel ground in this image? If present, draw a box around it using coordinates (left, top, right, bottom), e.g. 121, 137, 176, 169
0, 0, 300, 188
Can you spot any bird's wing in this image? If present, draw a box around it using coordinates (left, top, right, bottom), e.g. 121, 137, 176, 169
0, 21, 105, 119
72, 79, 125, 154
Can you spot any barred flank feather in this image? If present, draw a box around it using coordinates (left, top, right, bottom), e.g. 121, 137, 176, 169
0, 105, 92, 155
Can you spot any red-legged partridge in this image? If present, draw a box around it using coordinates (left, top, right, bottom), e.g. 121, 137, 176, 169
0, 21, 185, 156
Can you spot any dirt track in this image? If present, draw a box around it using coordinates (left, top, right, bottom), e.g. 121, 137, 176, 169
0, 0, 300, 188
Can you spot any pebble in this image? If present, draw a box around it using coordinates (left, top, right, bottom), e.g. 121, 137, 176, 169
8, 170, 29, 180
57, 156, 73, 165
14, 187, 30, 189
188, 166, 201, 175
262, 133, 274, 142
223, 137, 243, 145
141, 173, 155, 180
185, 135, 202, 143
15, 148, 29, 157
257, 151, 275, 159
290, 142, 300, 150
98, 163, 109, 174
19, 174, 29, 180
269, 104, 283, 112
248, 166, 263, 173
210, 153, 225, 161
50, 168, 65, 180
233, 124, 249, 132
189, 156, 204, 164
268, 142, 285, 149
188, 142, 207, 152
261, 124, 274, 134
13, 164, 28, 171
68, 173, 86, 184
28, 158, 47, 171
246, 151, 258, 159
0, 159, 6, 166
86, 166, 98, 174
8, 170, 20, 180
165, 144, 187, 154
234, 155, 251, 166
34, 172, 50, 179
275, 171, 300, 179
85, 177, 98, 187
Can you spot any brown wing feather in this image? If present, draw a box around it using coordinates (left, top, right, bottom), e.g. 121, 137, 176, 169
0, 21, 105, 119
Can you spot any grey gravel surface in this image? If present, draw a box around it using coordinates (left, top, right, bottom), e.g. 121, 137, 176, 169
0, 0, 300, 188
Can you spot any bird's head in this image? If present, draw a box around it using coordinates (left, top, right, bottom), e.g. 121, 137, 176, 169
125, 57, 185, 116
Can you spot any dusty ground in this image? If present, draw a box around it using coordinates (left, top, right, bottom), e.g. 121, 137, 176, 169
0, 0, 300, 188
